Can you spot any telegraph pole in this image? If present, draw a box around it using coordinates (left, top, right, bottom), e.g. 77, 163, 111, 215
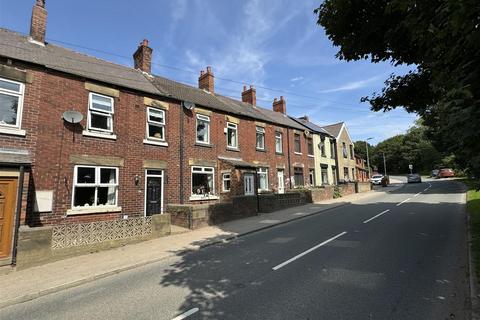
365, 138, 372, 179
383, 152, 387, 176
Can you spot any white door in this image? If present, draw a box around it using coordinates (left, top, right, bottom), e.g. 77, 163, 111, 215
244, 174, 254, 195
277, 170, 285, 194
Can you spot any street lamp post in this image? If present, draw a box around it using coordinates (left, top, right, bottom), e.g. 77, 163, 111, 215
365, 138, 373, 179
383, 152, 387, 176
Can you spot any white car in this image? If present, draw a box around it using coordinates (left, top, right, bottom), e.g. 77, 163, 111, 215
370, 175, 384, 185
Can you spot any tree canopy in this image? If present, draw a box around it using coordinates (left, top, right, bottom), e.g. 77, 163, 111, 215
315, 0, 480, 177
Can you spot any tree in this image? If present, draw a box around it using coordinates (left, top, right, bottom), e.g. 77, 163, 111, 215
315, 0, 480, 178
353, 140, 374, 160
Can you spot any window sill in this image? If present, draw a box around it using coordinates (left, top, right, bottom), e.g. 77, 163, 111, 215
66, 206, 122, 216
226, 147, 240, 152
195, 142, 213, 148
0, 127, 26, 137
82, 130, 117, 140
256, 148, 266, 153
189, 195, 219, 201
308, 154, 315, 158
275, 152, 284, 156
143, 139, 168, 147
294, 152, 302, 155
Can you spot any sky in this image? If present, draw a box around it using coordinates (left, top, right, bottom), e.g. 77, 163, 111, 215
0, 0, 417, 145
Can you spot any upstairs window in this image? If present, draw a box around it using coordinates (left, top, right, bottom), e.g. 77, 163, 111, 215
73, 166, 118, 208
307, 137, 314, 156
275, 131, 283, 153
330, 139, 336, 159
146, 107, 165, 141
256, 126, 265, 150
0, 77, 24, 129
342, 142, 348, 158
350, 145, 354, 159
196, 114, 210, 144
88, 93, 114, 133
226, 122, 238, 149
294, 133, 301, 153
320, 137, 326, 157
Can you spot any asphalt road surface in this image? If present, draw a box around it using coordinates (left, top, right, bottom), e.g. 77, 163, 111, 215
0, 179, 469, 319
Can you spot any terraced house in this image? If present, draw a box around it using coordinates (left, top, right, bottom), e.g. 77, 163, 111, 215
322, 122, 356, 182
0, 0, 327, 267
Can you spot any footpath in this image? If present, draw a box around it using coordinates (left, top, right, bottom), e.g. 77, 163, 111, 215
0, 184, 402, 309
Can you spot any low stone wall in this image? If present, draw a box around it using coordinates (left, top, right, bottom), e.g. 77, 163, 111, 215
258, 191, 309, 213
15, 214, 171, 270
356, 182, 372, 193
210, 196, 257, 224
309, 186, 335, 203
339, 183, 356, 197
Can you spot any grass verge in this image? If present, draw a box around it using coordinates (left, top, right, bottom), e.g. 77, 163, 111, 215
464, 179, 480, 278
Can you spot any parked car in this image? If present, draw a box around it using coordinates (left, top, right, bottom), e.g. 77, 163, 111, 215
430, 169, 439, 177
437, 168, 455, 178
407, 173, 422, 183
371, 175, 384, 185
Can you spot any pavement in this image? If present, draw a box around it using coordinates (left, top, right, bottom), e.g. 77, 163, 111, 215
0, 184, 401, 310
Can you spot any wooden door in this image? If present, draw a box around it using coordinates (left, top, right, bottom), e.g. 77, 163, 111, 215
0, 178, 17, 258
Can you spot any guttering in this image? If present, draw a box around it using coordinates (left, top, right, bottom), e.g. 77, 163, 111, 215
287, 128, 292, 189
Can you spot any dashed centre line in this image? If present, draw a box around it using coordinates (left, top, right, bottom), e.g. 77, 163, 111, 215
414, 192, 422, 197
171, 308, 199, 320
272, 231, 347, 271
396, 198, 411, 206
363, 209, 390, 224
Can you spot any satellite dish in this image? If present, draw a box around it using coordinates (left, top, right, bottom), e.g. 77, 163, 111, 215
182, 101, 195, 110
62, 111, 83, 124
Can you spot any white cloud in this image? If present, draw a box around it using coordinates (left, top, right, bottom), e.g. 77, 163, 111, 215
290, 76, 304, 82
318, 74, 386, 93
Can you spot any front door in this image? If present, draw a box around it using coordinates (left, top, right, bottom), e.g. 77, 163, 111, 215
244, 173, 254, 196
0, 178, 17, 258
145, 171, 163, 216
277, 170, 285, 194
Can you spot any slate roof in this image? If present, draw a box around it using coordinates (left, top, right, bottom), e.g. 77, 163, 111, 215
291, 117, 334, 136
0, 28, 308, 130
321, 122, 344, 138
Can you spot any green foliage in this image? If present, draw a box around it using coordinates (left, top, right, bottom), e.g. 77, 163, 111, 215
463, 179, 480, 277
315, 0, 480, 178
333, 185, 342, 198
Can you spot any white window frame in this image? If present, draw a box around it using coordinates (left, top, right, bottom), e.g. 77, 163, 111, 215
226, 122, 238, 149
275, 131, 283, 153
0, 77, 25, 130
191, 166, 216, 199
196, 114, 210, 144
222, 173, 231, 192
257, 167, 269, 191
256, 126, 265, 150
71, 165, 119, 209
309, 169, 315, 186
87, 92, 114, 134
146, 107, 166, 141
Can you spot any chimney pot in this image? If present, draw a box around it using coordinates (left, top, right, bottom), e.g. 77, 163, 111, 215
30, 0, 47, 44
199, 66, 214, 93
133, 38, 153, 73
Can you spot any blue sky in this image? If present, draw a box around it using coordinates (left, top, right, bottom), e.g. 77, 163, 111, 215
0, 0, 417, 144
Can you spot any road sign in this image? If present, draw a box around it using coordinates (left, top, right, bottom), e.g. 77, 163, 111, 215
408, 164, 413, 170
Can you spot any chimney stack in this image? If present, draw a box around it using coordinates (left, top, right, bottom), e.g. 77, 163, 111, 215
299, 115, 309, 122
199, 66, 214, 93
272, 96, 286, 114
133, 39, 153, 74
30, 0, 47, 44
241, 85, 256, 106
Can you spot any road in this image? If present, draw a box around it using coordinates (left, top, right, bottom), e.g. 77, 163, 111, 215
0, 179, 469, 319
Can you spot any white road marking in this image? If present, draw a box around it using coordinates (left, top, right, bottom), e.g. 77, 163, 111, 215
414, 192, 421, 197
272, 231, 347, 271
424, 188, 429, 191
396, 198, 411, 206
363, 209, 390, 224
171, 308, 200, 320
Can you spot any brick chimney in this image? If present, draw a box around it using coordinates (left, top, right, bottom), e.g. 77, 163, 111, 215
272, 96, 286, 114
30, 0, 47, 44
299, 115, 309, 122
241, 85, 256, 106
133, 39, 153, 74
199, 66, 214, 93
